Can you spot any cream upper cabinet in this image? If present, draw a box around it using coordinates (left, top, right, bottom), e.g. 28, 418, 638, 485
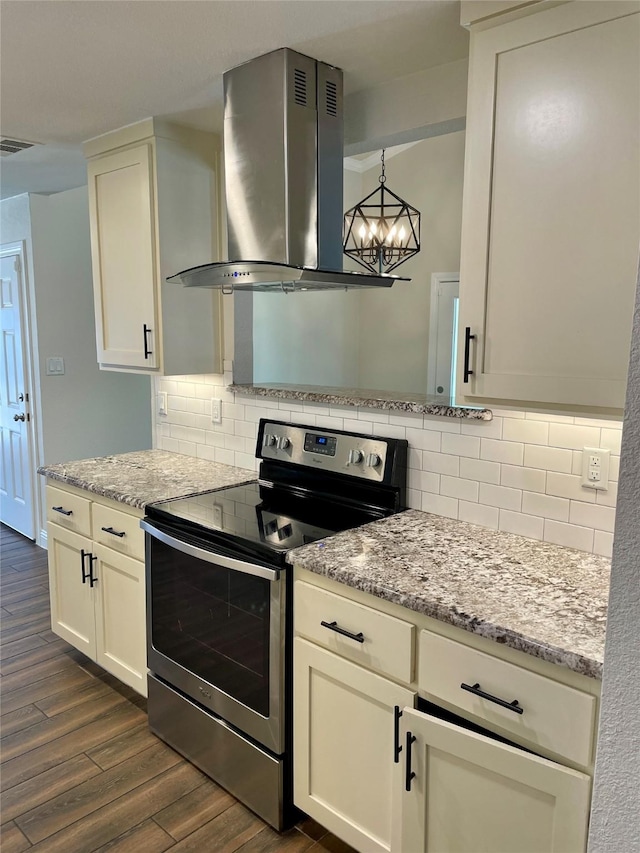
393, 707, 591, 853
457, 1, 640, 411
85, 118, 223, 375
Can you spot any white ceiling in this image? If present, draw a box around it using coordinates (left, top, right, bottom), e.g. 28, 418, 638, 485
0, 0, 469, 200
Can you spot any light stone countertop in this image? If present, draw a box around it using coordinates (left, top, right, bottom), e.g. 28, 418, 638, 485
38, 450, 256, 510
287, 509, 610, 679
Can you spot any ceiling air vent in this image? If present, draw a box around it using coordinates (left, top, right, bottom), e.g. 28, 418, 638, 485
293, 68, 307, 107
0, 138, 39, 157
325, 80, 338, 117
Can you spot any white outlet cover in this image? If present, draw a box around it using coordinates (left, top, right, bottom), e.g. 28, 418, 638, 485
157, 392, 168, 416
211, 398, 222, 424
582, 446, 610, 491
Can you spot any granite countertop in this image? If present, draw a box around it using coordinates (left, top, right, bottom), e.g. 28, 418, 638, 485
230, 383, 492, 420
287, 509, 610, 679
38, 450, 256, 510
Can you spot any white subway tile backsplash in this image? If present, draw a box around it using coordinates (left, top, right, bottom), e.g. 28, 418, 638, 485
459, 501, 499, 529
423, 451, 459, 477
546, 472, 596, 503
499, 510, 544, 540
601, 427, 623, 454
461, 417, 503, 440
522, 491, 570, 522
423, 414, 461, 433
544, 521, 594, 552
501, 465, 546, 493
408, 449, 422, 470
503, 418, 549, 445
422, 492, 458, 519
442, 433, 480, 459
154, 375, 618, 556
524, 444, 572, 473
406, 428, 441, 452
569, 502, 616, 533
593, 530, 614, 559
441, 476, 479, 502
459, 457, 501, 485
479, 483, 522, 511
596, 481, 618, 508
410, 470, 440, 494
481, 438, 524, 466
548, 423, 601, 450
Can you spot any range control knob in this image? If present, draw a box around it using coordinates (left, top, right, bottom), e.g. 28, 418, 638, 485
348, 449, 364, 464
366, 453, 382, 468
263, 434, 276, 447
277, 436, 291, 450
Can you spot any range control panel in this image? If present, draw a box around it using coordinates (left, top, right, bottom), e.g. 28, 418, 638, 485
257, 419, 403, 484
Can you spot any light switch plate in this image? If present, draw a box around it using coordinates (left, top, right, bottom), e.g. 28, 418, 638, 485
581, 446, 610, 491
46, 356, 65, 376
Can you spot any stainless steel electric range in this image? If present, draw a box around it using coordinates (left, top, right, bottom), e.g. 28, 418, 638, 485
141, 419, 407, 830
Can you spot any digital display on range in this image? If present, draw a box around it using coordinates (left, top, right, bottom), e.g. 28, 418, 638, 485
304, 432, 337, 457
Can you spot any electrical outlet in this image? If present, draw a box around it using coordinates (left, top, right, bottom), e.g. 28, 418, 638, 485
157, 392, 168, 416
212, 504, 223, 528
581, 447, 610, 491
211, 398, 222, 424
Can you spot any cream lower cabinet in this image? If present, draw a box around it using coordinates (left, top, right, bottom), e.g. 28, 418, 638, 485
294, 638, 416, 853
393, 708, 590, 853
457, 1, 640, 411
293, 569, 598, 853
46, 483, 147, 696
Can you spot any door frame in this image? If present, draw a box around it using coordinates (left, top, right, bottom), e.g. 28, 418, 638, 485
427, 272, 460, 397
0, 240, 43, 544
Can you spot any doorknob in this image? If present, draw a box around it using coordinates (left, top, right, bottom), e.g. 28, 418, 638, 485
18, 393, 24, 402
13, 413, 26, 422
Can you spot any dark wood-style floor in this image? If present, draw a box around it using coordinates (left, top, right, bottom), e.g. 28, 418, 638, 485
0, 524, 355, 853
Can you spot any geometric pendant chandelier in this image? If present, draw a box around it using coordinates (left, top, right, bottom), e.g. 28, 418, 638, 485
343, 149, 421, 274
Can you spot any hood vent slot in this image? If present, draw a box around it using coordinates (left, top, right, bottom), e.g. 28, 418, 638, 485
325, 81, 338, 117
294, 68, 308, 107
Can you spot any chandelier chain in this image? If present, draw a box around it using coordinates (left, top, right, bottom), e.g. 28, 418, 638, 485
379, 149, 386, 184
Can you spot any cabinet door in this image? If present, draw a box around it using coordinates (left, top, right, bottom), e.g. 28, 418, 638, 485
48, 522, 96, 658
457, 2, 640, 410
87, 143, 159, 370
93, 543, 147, 696
294, 638, 416, 853
394, 707, 591, 853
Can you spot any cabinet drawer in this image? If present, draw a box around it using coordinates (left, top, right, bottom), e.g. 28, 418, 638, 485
418, 630, 596, 766
295, 581, 414, 684
46, 486, 92, 537
92, 503, 144, 561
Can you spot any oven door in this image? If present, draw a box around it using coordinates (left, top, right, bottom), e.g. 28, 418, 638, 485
141, 520, 285, 755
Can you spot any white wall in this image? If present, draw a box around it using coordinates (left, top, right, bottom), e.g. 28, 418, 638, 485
354, 132, 465, 392
588, 266, 640, 852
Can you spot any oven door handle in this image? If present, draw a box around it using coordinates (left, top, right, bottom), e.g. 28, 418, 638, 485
140, 520, 281, 582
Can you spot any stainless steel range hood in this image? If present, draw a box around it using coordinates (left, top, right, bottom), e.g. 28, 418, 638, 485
167, 48, 408, 293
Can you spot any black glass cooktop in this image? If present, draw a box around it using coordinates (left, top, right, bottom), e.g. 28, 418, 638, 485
145, 481, 387, 568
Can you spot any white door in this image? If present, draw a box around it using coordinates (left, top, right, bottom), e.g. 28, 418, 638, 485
0, 245, 35, 538
427, 274, 459, 398
393, 707, 591, 853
